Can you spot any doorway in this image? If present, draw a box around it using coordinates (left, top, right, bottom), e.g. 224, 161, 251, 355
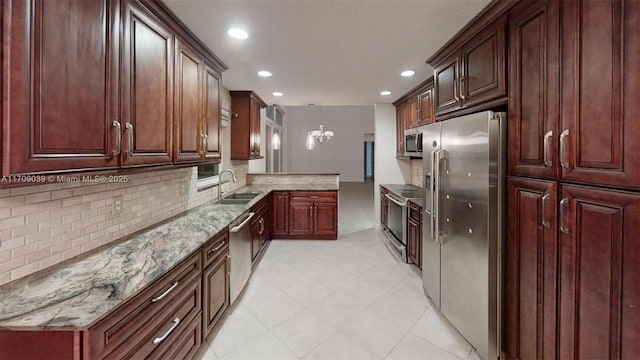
364, 140, 374, 182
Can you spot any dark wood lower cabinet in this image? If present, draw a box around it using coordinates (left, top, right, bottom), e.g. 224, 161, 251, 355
271, 191, 338, 240
507, 178, 640, 359
201, 229, 230, 342
558, 185, 640, 359
408, 203, 422, 270
506, 177, 558, 360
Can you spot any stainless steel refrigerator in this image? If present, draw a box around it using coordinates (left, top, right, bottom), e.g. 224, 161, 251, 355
422, 111, 505, 360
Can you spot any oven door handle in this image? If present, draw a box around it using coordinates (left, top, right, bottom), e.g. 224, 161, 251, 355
384, 193, 408, 207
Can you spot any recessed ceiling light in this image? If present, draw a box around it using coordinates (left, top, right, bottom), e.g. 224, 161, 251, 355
401, 70, 415, 77
228, 28, 248, 40
273, 92, 283, 97
380, 90, 392, 96
258, 70, 272, 77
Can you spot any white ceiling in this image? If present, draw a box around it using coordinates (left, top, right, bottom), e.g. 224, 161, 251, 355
163, 0, 491, 106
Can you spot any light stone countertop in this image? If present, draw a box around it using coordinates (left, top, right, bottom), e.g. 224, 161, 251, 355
0, 183, 338, 330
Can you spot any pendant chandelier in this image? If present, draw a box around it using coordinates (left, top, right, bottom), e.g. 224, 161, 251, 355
305, 105, 334, 150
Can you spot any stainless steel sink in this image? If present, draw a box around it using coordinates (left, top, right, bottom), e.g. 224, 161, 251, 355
224, 192, 261, 200
218, 198, 252, 204
217, 192, 261, 204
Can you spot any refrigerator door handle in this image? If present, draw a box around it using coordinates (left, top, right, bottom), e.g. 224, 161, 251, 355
429, 149, 437, 241
434, 149, 446, 243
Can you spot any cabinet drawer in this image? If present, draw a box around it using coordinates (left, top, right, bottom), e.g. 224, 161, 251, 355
289, 191, 337, 203
107, 275, 202, 360
202, 229, 229, 268
152, 313, 202, 360
88, 252, 201, 359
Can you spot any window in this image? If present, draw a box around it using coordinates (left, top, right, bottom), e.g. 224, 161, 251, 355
265, 105, 285, 173
197, 163, 220, 189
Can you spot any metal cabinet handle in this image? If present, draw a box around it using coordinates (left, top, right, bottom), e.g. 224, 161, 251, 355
230, 212, 255, 232
309, 206, 313, 218
544, 130, 553, 167
199, 134, 205, 156
541, 193, 551, 228
314, 205, 318, 218
560, 129, 569, 168
459, 77, 466, 100
559, 198, 570, 234
259, 218, 264, 234
112, 121, 122, 157
151, 281, 179, 303
126, 122, 134, 157
153, 318, 180, 344
208, 241, 226, 253
385, 193, 408, 207
310, 196, 320, 199
203, 134, 209, 155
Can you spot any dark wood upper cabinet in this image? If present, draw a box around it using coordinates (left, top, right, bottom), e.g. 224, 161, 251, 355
2, 0, 120, 175
121, 0, 174, 167
434, 52, 461, 116
203, 66, 222, 161
459, 16, 506, 109
508, 0, 560, 180
560, 0, 640, 189
418, 85, 435, 126
230, 91, 267, 160
1, 0, 227, 180
406, 97, 419, 129
558, 184, 640, 359
173, 39, 203, 164
506, 176, 558, 360
429, 7, 508, 119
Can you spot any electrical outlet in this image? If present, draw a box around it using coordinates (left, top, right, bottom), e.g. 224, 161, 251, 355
113, 195, 123, 214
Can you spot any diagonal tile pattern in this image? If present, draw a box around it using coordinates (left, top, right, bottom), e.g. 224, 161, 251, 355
205, 182, 481, 360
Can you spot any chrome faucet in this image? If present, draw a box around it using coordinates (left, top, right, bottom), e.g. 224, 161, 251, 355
218, 168, 237, 200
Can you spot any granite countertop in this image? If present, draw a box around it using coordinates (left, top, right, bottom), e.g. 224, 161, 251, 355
0, 183, 337, 330
247, 172, 339, 176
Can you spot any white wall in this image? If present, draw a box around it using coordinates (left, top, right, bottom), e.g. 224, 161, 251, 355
373, 104, 411, 224
284, 105, 374, 182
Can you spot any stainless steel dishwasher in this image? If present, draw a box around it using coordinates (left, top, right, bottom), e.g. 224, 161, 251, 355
229, 211, 255, 304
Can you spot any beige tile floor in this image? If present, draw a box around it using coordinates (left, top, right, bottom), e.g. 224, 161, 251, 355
201, 182, 480, 360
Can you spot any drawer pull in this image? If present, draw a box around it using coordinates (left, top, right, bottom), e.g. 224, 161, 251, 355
310, 196, 319, 199
153, 318, 180, 344
209, 241, 226, 253
151, 281, 179, 303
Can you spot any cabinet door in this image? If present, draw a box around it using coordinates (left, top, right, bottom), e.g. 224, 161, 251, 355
249, 99, 261, 158
558, 185, 640, 359
202, 255, 229, 337
396, 106, 405, 156
272, 192, 289, 237
508, 0, 560, 179
121, 0, 174, 167
408, 217, 421, 268
459, 15, 507, 108
173, 39, 203, 164
434, 52, 461, 116
560, 0, 640, 188
203, 66, 222, 161
506, 177, 558, 360
289, 202, 314, 236
407, 97, 419, 128
313, 203, 337, 237
3, 0, 120, 175
418, 87, 434, 126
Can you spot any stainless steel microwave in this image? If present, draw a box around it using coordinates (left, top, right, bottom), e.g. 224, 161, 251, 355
404, 126, 427, 157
